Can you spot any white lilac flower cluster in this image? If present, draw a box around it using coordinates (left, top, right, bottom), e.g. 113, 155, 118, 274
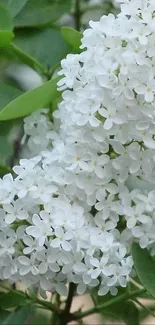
1, 0, 155, 297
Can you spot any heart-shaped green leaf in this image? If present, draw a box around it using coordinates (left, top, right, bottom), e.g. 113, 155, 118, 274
61, 26, 82, 53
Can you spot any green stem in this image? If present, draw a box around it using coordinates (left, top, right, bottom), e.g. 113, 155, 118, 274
50, 293, 61, 324
35, 297, 61, 314
74, 0, 81, 31
70, 288, 146, 321
0, 284, 61, 315
45, 62, 60, 80
0, 284, 146, 323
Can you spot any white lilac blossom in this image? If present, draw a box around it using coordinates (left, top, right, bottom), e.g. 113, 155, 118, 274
1, 0, 155, 297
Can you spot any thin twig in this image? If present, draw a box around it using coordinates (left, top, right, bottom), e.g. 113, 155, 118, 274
134, 298, 155, 319
0, 284, 147, 323
9, 125, 23, 168
0, 284, 61, 315
70, 288, 146, 321
74, 0, 81, 31
35, 297, 61, 314
50, 293, 61, 324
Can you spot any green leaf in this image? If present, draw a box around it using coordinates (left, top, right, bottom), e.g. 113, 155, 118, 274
94, 288, 125, 320
128, 277, 153, 299
100, 300, 139, 325
29, 307, 51, 325
0, 309, 10, 324
0, 84, 22, 168
0, 77, 61, 120
139, 303, 155, 321
0, 31, 14, 48
0, 291, 28, 310
9, 43, 45, 73
94, 287, 139, 324
0, 136, 13, 165
15, 0, 72, 27
0, 166, 12, 176
0, 120, 20, 136
0, 83, 22, 111
61, 27, 82, 53
13, 28, 71, 71
0, 4, 14, 47
98, 297, 139, 324
0, 0, 28, 17
132, 243, 155, 298
0, 4, 13, 30
0, 119, 21, 174
3, 305, 31, 325
123, 301, 139, 325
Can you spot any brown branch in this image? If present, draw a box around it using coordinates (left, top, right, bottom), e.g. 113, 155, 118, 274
57, 283, 76, 325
